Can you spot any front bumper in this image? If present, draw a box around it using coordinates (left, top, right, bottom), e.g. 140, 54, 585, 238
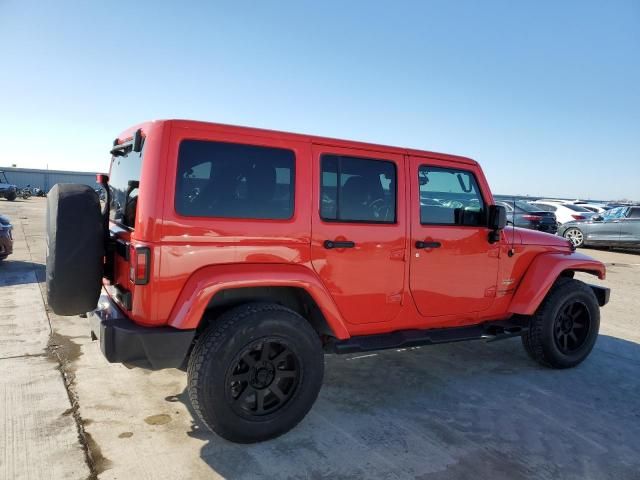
589, 284, 610, 307
88, 294, 196, 369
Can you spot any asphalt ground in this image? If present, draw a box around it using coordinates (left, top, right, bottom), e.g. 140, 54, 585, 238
1, 197, 639, 479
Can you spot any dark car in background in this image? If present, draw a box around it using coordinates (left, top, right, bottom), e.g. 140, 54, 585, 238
0, 171, 18, 201
0, 214, 13, 261
557, 206, 640, 248
497, 200, 558, 233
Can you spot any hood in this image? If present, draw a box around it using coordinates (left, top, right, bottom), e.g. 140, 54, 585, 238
515, 227, 572, 248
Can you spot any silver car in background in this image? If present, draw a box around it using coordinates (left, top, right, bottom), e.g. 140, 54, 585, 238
557, 206, 640, 248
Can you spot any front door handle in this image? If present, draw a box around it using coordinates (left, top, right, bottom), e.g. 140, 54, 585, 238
324, 240, 355, 249
415, 241, 441, 249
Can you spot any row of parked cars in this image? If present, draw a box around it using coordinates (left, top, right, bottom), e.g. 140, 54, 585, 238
497, 199, 640, 249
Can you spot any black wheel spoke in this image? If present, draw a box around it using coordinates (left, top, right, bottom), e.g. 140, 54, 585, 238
243, 354, 257, 368
570, 304, 581, 320
270, 384, 286, 401
226, 337, 301, 418
235, 384, 253, 403
260, 342, 272, 362
231, 371, 249, 383
271, 348, 289, 365
276, 369, 297, 380
255, 389, 266, 414
554, 300, 591, 354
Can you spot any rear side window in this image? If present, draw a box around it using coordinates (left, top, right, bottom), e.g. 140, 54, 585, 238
515, 201, 541, 213
320, 155, 396, 223
176, 140, 295, 220
419, 166, 485, 226
628, 208, 640, 218
533, 203, 556, 212
109, 149, 143, 228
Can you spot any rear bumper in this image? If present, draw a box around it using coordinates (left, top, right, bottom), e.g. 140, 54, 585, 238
88, 294, 196, 369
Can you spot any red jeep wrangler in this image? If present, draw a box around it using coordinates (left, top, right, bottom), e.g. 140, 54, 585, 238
46, 120, 609, 443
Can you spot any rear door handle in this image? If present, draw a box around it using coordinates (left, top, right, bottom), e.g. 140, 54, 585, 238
324, 240, 355, 249
415, 241, 441, 249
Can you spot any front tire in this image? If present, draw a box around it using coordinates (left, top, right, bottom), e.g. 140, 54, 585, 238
187, 303, 324, 443
564, 227, 584, 248
6, 192, 16, 201
521, 279, 600, 369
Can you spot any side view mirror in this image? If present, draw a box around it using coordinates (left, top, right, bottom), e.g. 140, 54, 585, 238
593, 215, 603, 221
487, 205, 507, 243
488, 204, 507, 230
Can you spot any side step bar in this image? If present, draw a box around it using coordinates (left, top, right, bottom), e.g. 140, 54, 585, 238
325, 319, 528, 355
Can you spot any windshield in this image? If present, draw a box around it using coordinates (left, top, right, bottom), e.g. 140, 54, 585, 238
108, 148, 143, 228
605, 207, 626, 219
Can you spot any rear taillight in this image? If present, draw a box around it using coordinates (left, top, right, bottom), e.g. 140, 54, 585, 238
129, 245, 151, 285
522, 215, 542, 221
571, 215, 586, 220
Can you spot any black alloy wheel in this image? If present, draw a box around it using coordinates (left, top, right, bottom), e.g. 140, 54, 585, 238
553, 300, 591, 354
226, 339, 300, 418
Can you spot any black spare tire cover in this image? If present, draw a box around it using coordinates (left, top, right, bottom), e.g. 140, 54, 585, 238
46, 184, 104, 315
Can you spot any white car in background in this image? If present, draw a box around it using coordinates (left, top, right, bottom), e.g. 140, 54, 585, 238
528, 201, 596, 225
535, 198, 608, 214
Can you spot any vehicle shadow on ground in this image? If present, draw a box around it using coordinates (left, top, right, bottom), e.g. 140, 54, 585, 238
583, 246, 640, 256
0, 260, 45, 286
173, 334, 640, 479
1, 199, 33, 204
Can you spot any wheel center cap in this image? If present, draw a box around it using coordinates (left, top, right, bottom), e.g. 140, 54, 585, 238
251, 361, 275, 388
562, 318, 573, 333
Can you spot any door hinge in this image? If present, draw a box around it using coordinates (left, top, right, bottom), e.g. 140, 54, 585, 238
390, 248, 405, 261
387, 292, 403, 304
484, 286, 497, 298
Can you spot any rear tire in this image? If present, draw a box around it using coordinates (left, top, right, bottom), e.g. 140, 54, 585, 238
521, 279, 599, 369
6, 192, 16, 201
187, 303, 324, 443
46, 184, 104, 315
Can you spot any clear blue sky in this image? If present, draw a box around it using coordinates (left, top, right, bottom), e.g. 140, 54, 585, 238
1, 1, 638, 200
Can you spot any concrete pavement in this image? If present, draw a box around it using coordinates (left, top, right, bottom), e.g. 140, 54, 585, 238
0, 199, 89, 480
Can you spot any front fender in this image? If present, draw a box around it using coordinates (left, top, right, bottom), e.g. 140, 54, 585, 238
508, 251, 606, 316
166, 263, 350, 339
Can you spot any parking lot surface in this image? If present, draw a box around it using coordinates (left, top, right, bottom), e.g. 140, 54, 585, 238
1, 198, 639, 479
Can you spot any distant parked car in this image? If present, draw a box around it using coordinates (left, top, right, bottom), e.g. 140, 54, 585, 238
497, 200, 557, 233
557, 206, 640, 248
0, 171, 17, 201
529, 201, 595, 225
0, 214, 13, 261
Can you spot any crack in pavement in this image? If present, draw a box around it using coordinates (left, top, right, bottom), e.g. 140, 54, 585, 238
19, 218, 99, 480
